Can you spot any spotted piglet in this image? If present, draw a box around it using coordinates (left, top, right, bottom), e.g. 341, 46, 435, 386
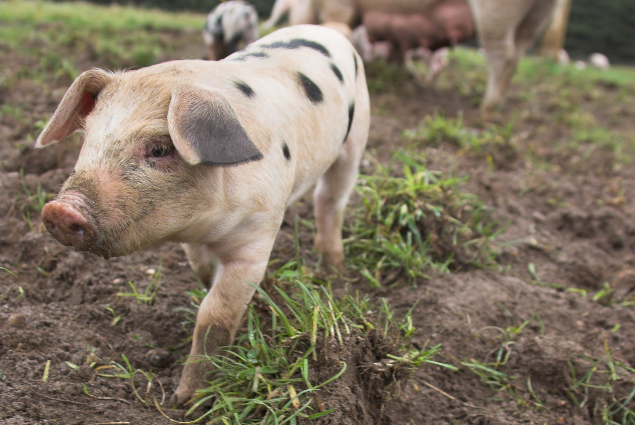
35, 25, 370, 404
203, 0, 259, 60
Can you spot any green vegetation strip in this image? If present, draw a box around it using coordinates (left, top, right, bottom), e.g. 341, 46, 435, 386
1, 0, 205, 32
179, 260, 448, 424
347, 150, 503, 287
94, 253, 453, 424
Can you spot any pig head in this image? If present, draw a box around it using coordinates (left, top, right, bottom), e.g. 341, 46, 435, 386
35, 25, 370, 405
37, 68, 262, 259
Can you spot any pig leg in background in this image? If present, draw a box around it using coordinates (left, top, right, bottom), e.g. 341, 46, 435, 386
172, 237, 277, 405
351, 26, 374, 62
208, 42, 228, 61
479, 26, 517, 112
425, 47, 449, 85
262, 0, 292, 29
404, 48, 431, 83
314, 92, 370, 271
289, 0, 318, 25
513, 1, 558, 65
470, 0, 555, 112
404, 47, 449, 86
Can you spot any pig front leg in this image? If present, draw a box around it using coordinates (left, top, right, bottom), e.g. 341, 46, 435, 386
183, 243, 216, 287
172, 239, 274, 405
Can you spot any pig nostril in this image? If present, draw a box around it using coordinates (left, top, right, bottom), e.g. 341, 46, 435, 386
70, 224, 85, 236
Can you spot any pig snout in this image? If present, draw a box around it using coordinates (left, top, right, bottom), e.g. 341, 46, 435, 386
42, 197, 97, 250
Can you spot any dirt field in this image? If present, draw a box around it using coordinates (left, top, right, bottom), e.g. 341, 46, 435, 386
1, 3, 634, 425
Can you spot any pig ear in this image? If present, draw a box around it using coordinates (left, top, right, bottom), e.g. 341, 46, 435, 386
167, 84, 263, 166
35, 69, 113, 148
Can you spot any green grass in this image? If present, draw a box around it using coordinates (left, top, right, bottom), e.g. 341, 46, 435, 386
345, 150, 503, 287
175, 245, 451, 423
19, 168, 53, 231
0, 0, 205, 32
1, 266, 17, 277
433, 46, 635, 96
116, 265, 163, 306
364, 60, 414, 94
461, 311, 547, 408
0, 0, 206, 86
403, 112, 519, 171
96, 354, 155, 406
463, 307, 635, 423
96, 226, 452, 423
567, 342, 635, 425
433, 47, 487, 102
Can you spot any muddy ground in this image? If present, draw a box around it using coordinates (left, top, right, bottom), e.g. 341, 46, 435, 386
1, 15, 635, 425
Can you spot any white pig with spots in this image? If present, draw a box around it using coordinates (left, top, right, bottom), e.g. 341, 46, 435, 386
35, 25, 370, 404
203, 0, 259, 60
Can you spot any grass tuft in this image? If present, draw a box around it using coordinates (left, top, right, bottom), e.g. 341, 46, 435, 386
567, 341, 635, 424
346, 150, 503, 287
180, 262, 447, 423
116, 265, 163, 305
403, 113, 519, 171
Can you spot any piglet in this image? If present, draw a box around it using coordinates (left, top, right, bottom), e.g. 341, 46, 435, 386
36, 24, 370, 405
203, 0, 259, 60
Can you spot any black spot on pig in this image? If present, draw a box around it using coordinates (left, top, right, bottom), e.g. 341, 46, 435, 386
261, 39, 331, 57
208, 14, 224, 42
296, 73, 323, 104
330, 63, 343, 83
344, 102, 355, 143
234, 81, 255, 98
353, 53, 358, 77
282, 143, 291, 161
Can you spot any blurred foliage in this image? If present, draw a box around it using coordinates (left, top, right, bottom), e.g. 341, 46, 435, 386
565, 0, 635, 64
51, 0, 276, 19
1, 0, 205, 31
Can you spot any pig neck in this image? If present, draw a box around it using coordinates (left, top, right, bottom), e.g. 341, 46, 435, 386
175, 164, 283, 253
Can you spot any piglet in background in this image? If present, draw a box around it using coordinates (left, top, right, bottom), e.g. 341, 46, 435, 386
589, 53, 610, 70
203, 0, 259, 60
35, 25, 370, 404
356, 0, 473, 85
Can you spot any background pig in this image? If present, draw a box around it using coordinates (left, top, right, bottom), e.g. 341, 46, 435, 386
363, 0, 474, 63
35, 25, 370, 405
203, 0, 259, 60
431, 0, 474, 46
589, 52, 610, 70
266, 0, 561, 112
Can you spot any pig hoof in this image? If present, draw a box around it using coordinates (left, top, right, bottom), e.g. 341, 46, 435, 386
170, 361, 211, 407
321, 250, 345, 273
169, 386, 195, 408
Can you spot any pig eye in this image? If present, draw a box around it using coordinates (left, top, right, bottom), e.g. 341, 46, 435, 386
150, 144, 172, 158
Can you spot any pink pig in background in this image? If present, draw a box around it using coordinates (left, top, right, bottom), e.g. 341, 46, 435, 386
35, 25, 370, 405
355, 0, 474, 84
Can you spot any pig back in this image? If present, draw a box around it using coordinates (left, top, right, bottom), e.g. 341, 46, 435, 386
357, 0, 439, 14
218, 25, 363, 202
